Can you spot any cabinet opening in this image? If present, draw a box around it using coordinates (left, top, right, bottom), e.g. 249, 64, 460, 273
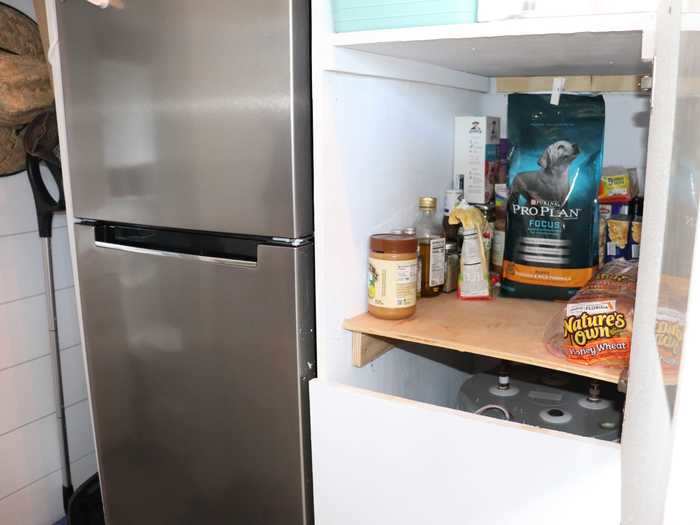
315, 70, 649, 443
351, 342, 626, 442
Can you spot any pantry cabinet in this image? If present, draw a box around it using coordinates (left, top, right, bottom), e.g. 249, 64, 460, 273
310, 0, 698, 523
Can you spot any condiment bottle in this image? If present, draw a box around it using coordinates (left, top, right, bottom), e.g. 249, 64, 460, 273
443, 241, 460, 293
415, 197, 445, 297
475, 204, 495, 271
367, 234, 418, 320
443, 189, 463, 242
403, 227, 421, 299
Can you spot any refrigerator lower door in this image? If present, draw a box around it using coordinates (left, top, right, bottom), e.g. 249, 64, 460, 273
73, 224, 314, 525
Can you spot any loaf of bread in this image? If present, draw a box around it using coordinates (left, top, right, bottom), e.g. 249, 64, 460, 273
545, 259, 638, 367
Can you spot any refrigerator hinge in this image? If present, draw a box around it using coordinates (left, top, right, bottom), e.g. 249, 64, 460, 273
272, 236, 313, 247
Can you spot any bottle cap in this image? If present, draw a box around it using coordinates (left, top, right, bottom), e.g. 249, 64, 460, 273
419, 196, 437, 209
370, 234, 418, 254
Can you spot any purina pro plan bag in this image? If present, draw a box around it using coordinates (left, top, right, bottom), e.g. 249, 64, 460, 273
501, 94, 605, 300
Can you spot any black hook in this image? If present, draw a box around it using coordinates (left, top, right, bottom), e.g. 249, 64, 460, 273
26, 153, 65, 238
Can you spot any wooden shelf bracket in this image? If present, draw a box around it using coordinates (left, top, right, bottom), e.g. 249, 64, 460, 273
351, 332, 393, 367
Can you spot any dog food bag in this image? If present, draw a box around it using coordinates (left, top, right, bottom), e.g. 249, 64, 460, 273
502, 94, 605, 300
545, 259, 638, 367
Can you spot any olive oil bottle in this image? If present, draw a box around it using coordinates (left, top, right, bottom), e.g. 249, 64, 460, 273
414, 197, 445, 297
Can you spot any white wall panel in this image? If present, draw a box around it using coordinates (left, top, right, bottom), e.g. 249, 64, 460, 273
0, 416, 60, 500
0, 176, 39, 237
0, 356, 54, 436
53, 212, 67, 228
61, 345, 88, 407
0, 233, 44, 304
0, 452, 98, 525
66, 400, 95, 462
56, 287, 80, 350
52, 226, 74, 290
71, 452, 98, 487
0, 295, 50, 370
314, 72, 480, 406
0, 471, 63, 525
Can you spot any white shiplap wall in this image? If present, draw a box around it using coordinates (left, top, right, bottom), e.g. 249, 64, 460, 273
0, 2, 97, 524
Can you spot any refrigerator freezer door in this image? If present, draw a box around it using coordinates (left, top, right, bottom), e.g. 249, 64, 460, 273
57, 1, 311, 238
74, 225, 315, 524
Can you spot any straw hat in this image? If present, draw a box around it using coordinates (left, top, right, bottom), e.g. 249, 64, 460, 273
0, 125, 26, 176
0, 2, 53, 176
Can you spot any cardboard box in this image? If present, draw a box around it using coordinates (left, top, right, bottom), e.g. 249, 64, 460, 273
453, 116, 500, 204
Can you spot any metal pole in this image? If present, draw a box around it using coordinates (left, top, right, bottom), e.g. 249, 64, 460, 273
41, 237, 74, 510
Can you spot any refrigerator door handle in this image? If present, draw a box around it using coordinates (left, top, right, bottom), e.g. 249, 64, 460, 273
94, 241, 257, 269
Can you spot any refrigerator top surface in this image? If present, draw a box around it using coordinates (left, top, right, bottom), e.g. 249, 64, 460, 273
57, 0, 312, 238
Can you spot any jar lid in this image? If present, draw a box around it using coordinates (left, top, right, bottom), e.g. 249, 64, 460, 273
370, 234, 417, 254
419, 196, 437, 209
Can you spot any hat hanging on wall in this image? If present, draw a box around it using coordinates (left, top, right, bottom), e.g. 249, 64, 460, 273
0, 125, 26, 176
24, 109, 59, 166
0, 1, 54, 177
0, 52, 53, 127
0, 1, 44, 57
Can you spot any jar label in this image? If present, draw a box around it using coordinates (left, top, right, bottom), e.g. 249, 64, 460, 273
368, 257, 417, 309
416, 256, 422, 294
459, 230, 490, 298
492, 230, 506, 267
429, 238, 446, 287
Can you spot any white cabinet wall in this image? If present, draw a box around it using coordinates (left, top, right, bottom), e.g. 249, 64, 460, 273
311, 1, 696, 524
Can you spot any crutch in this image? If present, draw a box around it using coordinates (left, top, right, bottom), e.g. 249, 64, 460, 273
26, 153, 74, 511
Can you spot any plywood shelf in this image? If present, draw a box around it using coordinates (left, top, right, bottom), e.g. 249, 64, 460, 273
344, 294, 625, 384
333, 14, 654, 77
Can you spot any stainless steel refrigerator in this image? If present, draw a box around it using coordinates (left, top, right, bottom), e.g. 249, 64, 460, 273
55, 1, 314, 523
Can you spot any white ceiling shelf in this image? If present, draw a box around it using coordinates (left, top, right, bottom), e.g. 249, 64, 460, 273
332, 13, 655, 77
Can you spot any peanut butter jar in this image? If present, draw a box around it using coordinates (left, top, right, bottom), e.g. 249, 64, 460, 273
368, 234, 418, 320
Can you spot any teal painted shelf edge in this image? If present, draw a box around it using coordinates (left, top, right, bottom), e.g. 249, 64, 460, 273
332, 0, 477, 32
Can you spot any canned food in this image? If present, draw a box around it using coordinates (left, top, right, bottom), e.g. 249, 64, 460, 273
605, 215, 630, 263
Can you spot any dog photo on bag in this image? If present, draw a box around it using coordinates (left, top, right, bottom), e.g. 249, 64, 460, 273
510, 140, 580, 204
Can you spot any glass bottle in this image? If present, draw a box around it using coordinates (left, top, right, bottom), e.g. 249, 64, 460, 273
415, 197, 446, 297
443, 241, 460, 293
